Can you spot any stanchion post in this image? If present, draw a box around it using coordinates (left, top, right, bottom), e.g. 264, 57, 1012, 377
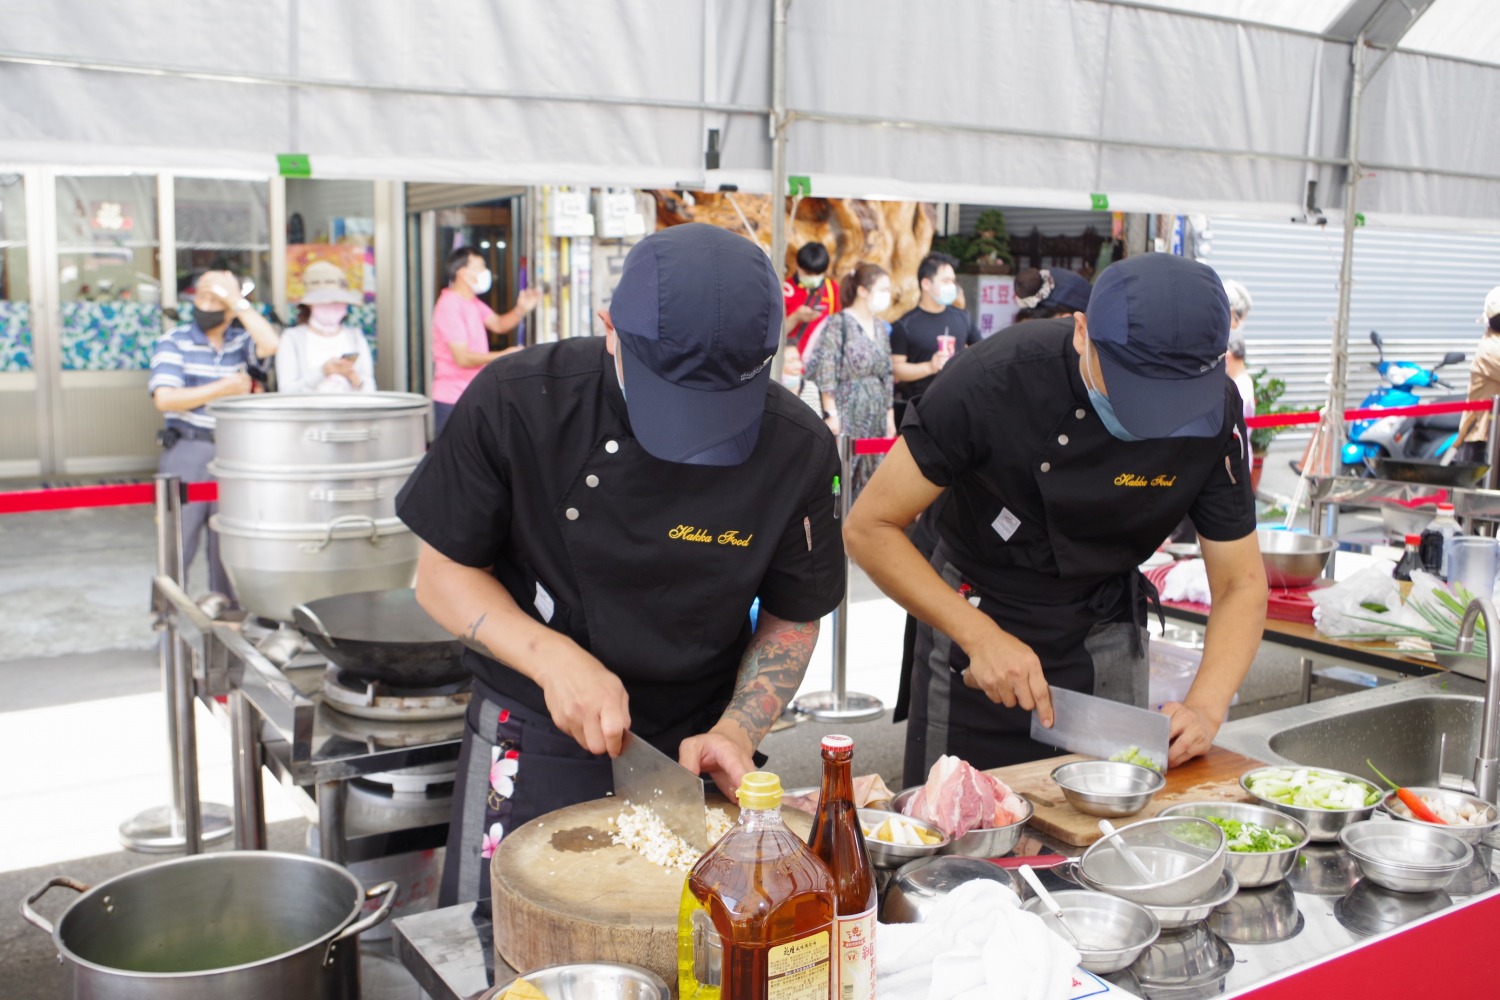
788, 435, 884, 723
119, 475, 233, 853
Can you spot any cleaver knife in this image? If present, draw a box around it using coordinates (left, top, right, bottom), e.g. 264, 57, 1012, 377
611, 730, 709, 851
1030, 687, 1172, 773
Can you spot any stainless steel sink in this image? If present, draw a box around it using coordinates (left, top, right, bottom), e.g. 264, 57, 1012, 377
1218, 673, 1487, 789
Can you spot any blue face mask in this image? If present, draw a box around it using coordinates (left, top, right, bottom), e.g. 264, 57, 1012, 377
1083, 352, 1143, 442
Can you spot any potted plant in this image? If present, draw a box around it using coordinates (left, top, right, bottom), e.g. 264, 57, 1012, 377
1250, 368, 1297, 491
930, 211, 1014, 274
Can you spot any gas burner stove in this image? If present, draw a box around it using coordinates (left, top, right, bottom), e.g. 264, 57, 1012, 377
320, 665, 471, 722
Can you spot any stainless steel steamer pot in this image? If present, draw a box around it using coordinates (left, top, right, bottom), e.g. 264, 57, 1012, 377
21, 852, 395, 1000
212, 515, 418, 622
208, 393, 430, 467
209, 458, 420, 526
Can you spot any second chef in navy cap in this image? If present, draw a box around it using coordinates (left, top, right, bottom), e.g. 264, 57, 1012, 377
846, 254, 1268, 779
398, 223, 846, 905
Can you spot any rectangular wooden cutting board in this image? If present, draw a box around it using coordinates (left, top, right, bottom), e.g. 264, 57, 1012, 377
990, 746, 1268, 847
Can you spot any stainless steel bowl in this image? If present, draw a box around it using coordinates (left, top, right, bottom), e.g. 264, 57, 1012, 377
1158, 802, 1309, 887
1078, 817, 1227, 906
484, 963, 669, 1000
1377, 786, 1500, 845
882, 855, 1020, 924
1021, 890, 1160, 973
858, 808, 950, 869
1258, 530, 1336, 588
1137, 870, 1238, 929
1208, 880, 1302, 944
889, 788, 1033, 858
1240, 766, 1381, 842
1052, 761, 1164, 818
1339, 819, 1472, 893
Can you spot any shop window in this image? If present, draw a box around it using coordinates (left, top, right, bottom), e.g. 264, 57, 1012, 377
55, 175, 161, 371
285, 178, 377, 361
0, 174, 29, 372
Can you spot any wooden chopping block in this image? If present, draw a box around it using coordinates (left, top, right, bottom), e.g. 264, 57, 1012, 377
990, 746, 1268, 847
491, 796, 812, 989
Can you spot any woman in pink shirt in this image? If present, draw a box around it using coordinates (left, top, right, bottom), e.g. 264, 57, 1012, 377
432, 246, 541, 433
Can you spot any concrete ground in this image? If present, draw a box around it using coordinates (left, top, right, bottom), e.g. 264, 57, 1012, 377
0, 440, 1338, 999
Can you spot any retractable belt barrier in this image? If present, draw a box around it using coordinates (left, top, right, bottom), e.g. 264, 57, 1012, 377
844, 399, 1494, 455
0, 480, 217, 515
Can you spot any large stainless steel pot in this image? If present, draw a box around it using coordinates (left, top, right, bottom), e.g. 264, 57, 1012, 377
21, 852, 395, 1000
209, 393, 430, 467
209, 458, 419, 527
212, 514, 418, 621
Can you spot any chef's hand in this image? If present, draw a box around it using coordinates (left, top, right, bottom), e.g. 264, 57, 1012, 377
1161, 701, 1219, 767
962, 629, 1054, 727
679, 724, 755, 801
539, 649, 631, 757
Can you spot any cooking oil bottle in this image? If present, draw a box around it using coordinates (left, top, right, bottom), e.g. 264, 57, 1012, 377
808, 736, 877, 1000
679, 771, 836, 1000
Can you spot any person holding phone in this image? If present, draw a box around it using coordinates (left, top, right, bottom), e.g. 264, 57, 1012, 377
275, 260, 375, 393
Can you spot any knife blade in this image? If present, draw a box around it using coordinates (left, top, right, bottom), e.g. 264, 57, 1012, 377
1030, 687, 1172, 773
611, 730, 709, 851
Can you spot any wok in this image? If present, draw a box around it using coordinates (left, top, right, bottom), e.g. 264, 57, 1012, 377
293, 589, 467, 687
1373, 457, 1487, 487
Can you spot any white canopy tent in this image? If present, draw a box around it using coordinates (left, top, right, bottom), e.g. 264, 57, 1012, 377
3, 0, 1497, 451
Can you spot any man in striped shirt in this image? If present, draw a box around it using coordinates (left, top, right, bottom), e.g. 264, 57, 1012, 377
149, 269, 280, 599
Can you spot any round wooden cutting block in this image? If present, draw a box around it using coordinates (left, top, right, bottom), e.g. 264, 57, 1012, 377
490, 795, 812, 987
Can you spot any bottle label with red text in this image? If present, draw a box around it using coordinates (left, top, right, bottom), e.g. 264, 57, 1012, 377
834, 906, 876, 1000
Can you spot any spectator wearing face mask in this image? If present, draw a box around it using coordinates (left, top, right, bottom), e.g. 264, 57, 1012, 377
890, 252, 979, 424
804, 262, 896, 500
431, 246, 541, 434
276, 261, 374, 393
783, 241, 841, 351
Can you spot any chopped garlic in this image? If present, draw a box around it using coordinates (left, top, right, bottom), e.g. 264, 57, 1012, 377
611, 803, 733, 872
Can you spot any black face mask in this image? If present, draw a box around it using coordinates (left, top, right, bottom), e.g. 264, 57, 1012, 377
194, 308, 226, 330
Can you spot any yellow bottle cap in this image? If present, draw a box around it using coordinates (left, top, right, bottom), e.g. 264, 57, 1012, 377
737, 771, 783, 810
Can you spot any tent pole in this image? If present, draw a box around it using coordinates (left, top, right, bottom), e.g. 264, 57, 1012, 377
768, 0, 790, 382
1325, 34, 1366, 475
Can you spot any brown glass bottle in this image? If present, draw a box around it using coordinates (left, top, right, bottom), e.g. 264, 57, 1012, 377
807, 735, 878, 1000
680, 771, 836, 1000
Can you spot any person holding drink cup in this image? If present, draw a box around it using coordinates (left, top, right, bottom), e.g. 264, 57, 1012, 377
891, 252, 980, 425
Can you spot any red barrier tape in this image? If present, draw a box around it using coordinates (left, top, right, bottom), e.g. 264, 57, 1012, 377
0, 481, 217, 515
1246, 398, 1489, 430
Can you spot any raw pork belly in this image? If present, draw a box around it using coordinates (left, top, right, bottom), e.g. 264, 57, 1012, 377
901, 755, 1026, 838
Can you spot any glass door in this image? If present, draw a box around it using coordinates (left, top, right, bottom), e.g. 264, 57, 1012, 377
52, 174, 162, 475
0, 173, 38, 477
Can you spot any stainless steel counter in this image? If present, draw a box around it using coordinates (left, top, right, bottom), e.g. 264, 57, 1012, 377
394, 674, 1500, 998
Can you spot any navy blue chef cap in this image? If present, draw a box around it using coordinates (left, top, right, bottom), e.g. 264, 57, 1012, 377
1047, 268, 1093, 314
609, 223, 782, 466
1085, 254, 1231, 439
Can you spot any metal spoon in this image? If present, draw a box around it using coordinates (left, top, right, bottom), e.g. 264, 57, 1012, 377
1098, 819, 1156, 882
1017, 864, 1083, 948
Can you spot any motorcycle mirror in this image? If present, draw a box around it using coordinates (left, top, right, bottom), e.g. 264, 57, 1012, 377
1440, 351, 1466, 367
1369, 330, 1384, 348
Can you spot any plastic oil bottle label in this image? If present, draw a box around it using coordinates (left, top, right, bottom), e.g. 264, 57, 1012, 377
766, 930, 831, 1000
834, 906, 876, 1000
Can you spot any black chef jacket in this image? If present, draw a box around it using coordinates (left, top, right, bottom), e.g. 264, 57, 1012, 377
396, 338, 847, 748
900, 317, 1256, 681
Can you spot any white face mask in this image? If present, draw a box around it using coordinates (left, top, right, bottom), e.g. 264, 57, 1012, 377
936, 283, 959, 306
870, 289, 893, 313
469, 268, 493, 295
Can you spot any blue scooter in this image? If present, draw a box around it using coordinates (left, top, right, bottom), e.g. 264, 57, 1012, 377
1341, 330, 1466, 474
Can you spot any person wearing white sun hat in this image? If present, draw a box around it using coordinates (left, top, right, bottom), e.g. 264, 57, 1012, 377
274, 260, 374, 393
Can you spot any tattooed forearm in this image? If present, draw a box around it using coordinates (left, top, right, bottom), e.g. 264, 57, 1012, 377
460, 612, 499, 660
719, 612, 820, 750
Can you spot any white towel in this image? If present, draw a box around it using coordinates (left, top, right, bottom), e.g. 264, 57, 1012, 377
1161, 558, 1211, 606
875, 880, 1082, 1000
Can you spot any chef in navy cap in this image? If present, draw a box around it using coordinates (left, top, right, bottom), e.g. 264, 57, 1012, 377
398, 223, 846, 906
848, 253, 1268, 781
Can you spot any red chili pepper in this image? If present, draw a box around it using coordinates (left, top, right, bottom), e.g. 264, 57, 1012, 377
1367, 760, 1447, 825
